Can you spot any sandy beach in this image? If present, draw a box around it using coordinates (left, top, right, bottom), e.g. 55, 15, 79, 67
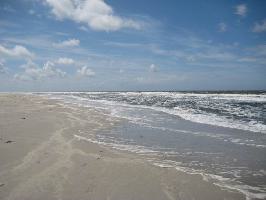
0, 94, 246, 200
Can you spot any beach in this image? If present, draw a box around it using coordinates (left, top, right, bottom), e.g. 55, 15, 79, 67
0, 94, 249, 200
1, 0, 265, 199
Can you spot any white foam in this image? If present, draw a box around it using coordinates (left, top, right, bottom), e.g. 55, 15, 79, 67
74, 133, 266, 200
40, 93, 266, 153
153, 106, 266, 134
60, 92, 266, 134
43, 92, 266, 199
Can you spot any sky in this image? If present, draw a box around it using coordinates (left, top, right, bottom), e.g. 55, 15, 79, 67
0, 0, 265, 91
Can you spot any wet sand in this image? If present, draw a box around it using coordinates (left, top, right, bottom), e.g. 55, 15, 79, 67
0, 94, 245, 200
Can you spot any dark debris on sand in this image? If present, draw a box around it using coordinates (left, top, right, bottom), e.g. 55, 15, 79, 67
5, 140, 15, 144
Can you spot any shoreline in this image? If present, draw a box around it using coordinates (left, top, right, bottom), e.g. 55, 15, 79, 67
0, 94, 246, 200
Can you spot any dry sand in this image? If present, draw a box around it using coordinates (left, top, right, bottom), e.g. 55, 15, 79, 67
0, 94, 245, 200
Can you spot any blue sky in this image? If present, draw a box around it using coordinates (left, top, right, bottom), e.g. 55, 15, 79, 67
0, 0, 265, 91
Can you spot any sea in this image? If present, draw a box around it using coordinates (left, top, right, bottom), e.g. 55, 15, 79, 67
41, 91, 266, 200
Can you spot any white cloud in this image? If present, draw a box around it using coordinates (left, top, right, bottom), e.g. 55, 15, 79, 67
53, 38, 80, 48
2, 5, 16, 13
235, 4, 247, 17
0, 44, 34, 58
14, 60, 66, 81
149, 38, 238, 62
29, 9, 35, 15
79, 26, 89, 32
42, 61, 66, 78
0, 62, 8, 74
136, 74, 187, 84
56, 57, 75, 65
45, 0, 141, 31
252, 19, 266, 33
28, 9, 42, 18
218, 22, 227, 32
149, 64, 158, 72
77, 66, 95, 77
251, 45, 266, 56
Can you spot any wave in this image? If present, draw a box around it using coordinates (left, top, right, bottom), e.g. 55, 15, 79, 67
74, 133, 266, 200
40, 92, 266, 199
57, 92, 266, 134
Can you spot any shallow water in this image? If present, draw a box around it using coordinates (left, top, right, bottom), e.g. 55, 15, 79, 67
42, 91, 266, 199
71, 91, 266, 133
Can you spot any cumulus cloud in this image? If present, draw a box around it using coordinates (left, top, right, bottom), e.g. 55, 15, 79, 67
45, 0, 141, 31
149, 64, 158, 72
0, 44, 34, 58
53, 38, 80, 48
56, 57, 75, 65
235, 4, 247, 17
14, 60, 66, 81
252, 19, 266, 33
77, 66, 95, 77
218, 22, 227, 32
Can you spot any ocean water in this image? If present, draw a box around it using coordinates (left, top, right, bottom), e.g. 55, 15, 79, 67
43, 91, 266, 199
